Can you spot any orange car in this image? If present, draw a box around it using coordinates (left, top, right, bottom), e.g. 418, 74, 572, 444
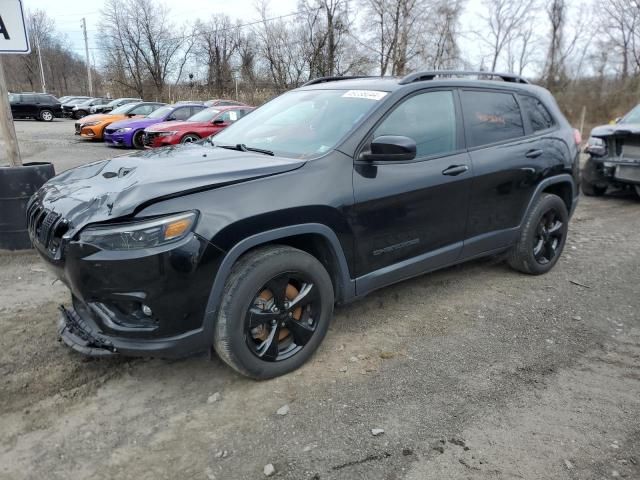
74, 102, 166, 140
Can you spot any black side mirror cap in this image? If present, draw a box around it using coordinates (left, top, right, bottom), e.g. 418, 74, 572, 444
360, 135, 417, 162
213, 119, 225, 125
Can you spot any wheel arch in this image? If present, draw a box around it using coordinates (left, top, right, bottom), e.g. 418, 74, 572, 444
520, 174, 576, 224
203, 224, 355, 335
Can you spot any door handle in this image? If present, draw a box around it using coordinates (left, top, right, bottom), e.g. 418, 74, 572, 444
525, 149, 543, 158
442, 165, 469, 176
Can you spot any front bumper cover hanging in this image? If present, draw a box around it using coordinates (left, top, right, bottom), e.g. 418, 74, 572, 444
58, 306, 118, 357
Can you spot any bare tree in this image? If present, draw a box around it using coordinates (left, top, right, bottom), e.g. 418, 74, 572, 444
99, 0, 192, 99
477, 0, 538, 72
194, 15, 238, 94
601, 0, 639, 78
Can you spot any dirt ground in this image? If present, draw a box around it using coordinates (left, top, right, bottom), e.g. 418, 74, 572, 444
1, 120, 639, 479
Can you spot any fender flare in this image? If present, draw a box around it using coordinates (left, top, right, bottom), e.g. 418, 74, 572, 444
519, 174, 577, 223
202, 223, 355, 336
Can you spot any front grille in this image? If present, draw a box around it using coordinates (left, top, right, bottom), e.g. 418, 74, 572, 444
104, 128, 116, 135
622, 140, 640, 161
26, 199, 69, 256
144, 132, 159, 146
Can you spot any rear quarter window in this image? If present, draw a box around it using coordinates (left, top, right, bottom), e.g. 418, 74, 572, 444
520, 95, 555, 132
461, 90, 525, 147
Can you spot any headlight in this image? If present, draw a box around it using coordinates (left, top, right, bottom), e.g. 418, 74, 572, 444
157, 131, 178, 137
115, 127, 133, 133
78, 212, 197, 250
584, 137, 606, 156
82, 121, 100, 127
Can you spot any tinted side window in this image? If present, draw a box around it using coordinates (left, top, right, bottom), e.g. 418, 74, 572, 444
373, 90, 457, 158
23, 95, 37, 104
131, 104, 154, 115
520, 95, 555, 132
461, 91, 524, 147
171, 107, 193, 120
220, 109, 241, 123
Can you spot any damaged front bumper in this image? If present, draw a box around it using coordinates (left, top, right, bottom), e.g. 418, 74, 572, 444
58, 305, 117, 357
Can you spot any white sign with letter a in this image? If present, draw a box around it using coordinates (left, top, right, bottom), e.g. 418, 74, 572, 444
0, 0, 30, 54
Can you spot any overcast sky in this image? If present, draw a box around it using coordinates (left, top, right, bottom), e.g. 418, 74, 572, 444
21, 0, 497, 73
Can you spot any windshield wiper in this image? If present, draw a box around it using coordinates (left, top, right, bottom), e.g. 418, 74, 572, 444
213, 142, 274, 156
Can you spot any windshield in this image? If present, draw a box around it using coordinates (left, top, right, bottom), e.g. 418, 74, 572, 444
622, 105, 640, 124
147, 106, 173, 119
78, 98, 98, 105
213, 89, 387, 158
111, 103, 139, 115
188, 107, 220, 122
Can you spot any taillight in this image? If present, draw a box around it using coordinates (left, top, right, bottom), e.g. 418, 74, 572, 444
573, 128, 582, 145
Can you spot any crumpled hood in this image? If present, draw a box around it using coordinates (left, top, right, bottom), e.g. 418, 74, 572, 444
147, 120, 205, 132
591, 123, 640, 138
109, 116, 162, 131
34, 144, 306, 235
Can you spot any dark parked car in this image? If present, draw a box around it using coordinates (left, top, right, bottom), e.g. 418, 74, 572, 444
90, 97, 142, 114
63, 97, 110, 119
9, 93, 62, 121
29, 71, 580, 379
583, 105, 640, 197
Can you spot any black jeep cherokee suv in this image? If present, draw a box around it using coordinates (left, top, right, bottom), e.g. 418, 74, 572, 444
29, 71, 580, 379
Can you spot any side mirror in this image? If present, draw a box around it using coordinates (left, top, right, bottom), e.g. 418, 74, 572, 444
126, 113, 136, 117
610, 117, 622, 124
212, 119, 225, 125
360, 135, 417, 162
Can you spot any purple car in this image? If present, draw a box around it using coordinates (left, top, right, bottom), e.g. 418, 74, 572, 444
104, 103, 206, 149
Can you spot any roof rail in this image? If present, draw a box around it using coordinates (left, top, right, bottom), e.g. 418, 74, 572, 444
301, 75, 376, 87
398, 70, 530, 85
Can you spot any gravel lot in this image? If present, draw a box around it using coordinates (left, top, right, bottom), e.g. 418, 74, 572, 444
1, 119, 639, 480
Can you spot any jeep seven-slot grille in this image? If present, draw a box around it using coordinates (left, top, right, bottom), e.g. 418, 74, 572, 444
26, 199, 69, 256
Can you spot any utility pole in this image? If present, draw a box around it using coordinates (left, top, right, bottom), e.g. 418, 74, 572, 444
34, 27, 46, 93
81, 18, 93, 96
0, 58, 22, 166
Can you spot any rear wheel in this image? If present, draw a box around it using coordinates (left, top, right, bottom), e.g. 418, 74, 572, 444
508, 193, 569, 275
132, 130, 144, 149
213, 245, 334, 379
39, 109, 54, 122
181, 134, 200, 144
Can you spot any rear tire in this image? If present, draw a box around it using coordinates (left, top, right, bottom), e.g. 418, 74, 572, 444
213, 245, 334, 379
508, 193, 569, 275
39, 109, 54, 122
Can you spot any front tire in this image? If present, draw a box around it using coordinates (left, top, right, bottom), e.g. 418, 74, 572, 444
508, 193, 569, 275
181, 134, 200, 144
74, 110, 88, 120
581, 178, 607, 196
39, 109, 54, 122
213, 245, 334, 379
131, 130, 144, 149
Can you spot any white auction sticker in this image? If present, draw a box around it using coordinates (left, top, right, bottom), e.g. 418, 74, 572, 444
342, 90, 388, 101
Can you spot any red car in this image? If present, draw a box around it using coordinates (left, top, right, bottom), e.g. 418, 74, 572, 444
143, 105, 254, 148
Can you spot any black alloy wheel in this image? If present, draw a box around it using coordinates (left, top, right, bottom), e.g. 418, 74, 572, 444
246, 273, 320, 362
532, 209, 564, 265
508, 193, 568, 275
214, 245, 334, 379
